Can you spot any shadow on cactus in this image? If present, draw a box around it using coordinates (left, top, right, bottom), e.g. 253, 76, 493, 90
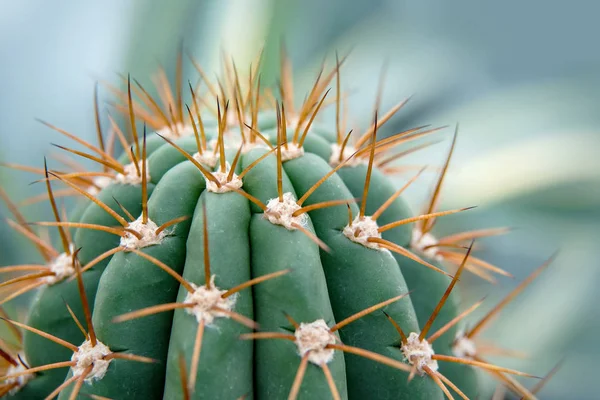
0, 51, 556, 399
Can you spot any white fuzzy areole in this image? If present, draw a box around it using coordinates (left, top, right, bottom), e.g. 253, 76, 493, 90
263, 192, 307, 230
342, 216, 382, 249
5, 354, 34, 395
193, 151, 218, 169
294, 319, 336, 365
205, 163, 244, 193
329, 143, 362, 167
401, 332, 439, 375
115, 160, 150, 186
45, 250, 75, 285
120, 216, 166, 250
71, 339, 111, 383
280, 142, 304, 162
87, 176, 113, 196
452, 330, 477, 359
157, 123, 195, 140
410, 229, 443, 261
183, 276, 237, 325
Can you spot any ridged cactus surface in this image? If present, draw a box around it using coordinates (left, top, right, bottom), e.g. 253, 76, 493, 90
0, 57, 548, 400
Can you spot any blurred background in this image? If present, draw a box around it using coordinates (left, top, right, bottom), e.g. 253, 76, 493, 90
0, 1, 598, 398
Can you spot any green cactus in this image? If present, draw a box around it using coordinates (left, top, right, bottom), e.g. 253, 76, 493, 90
0, 56, 547, 399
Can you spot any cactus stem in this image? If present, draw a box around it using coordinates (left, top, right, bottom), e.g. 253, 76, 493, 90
382, 246, 537, 397
0, 247, 156, 396
112, 206, 292, 390
242, 295, 423, 395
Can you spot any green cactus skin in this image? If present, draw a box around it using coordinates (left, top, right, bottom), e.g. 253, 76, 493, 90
1, 58, 540, 399
320, 143, 480, 398
163, 191, 254, 399
283, 154, 443, 399
242, 149, 347, 400
10, 124, 477, 399
22, 183, 150, 399
69, 160, 206, 399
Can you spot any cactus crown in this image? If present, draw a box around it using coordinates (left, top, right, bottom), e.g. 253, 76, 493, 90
0, 51, 557, 400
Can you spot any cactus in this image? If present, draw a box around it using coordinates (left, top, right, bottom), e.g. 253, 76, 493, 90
0, 54, 550, 399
